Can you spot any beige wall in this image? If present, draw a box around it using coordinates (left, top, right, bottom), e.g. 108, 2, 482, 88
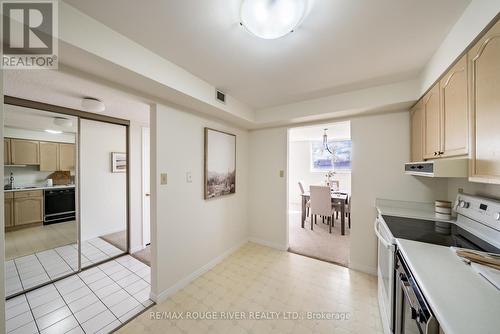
248, 127, 288, 250
350, 111, 448, 274
447, 179, 500, 202
150, 103, 249, 301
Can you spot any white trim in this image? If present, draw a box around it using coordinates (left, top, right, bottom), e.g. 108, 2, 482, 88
150, 238, 248, 303
349, 261, 377, 276
130, 245, 145, 254
248, 237, 288, 251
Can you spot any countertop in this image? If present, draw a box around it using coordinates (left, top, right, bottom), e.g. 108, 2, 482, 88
376, 198, 456, 223
4, 184, 75, 192
397, 239, 500, 334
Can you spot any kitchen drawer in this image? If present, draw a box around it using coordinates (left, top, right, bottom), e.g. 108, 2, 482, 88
4, 192, 14, 199
13, 190, 43, 198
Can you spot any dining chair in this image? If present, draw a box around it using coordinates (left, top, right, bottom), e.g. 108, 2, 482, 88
346, 195, 351, 228
309, 186, 335, 233
298, 181, 310, 217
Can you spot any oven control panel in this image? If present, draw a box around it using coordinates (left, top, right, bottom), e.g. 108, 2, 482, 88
456, 194, 500, 232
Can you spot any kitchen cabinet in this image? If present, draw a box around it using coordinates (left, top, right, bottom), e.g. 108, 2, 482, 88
440, 54, 469, 157
4, 193, 13, 228
410, 99, 424, 162
39, 141, 59, 171
13, 190, 43, 226
423, 83, 441, 159
10, 139, 39, 165
469, 19, 500, 184
59, 143, 75, 171
4, 139, 11, 165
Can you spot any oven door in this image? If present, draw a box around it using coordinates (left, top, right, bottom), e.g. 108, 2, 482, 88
375, 216, 395, 333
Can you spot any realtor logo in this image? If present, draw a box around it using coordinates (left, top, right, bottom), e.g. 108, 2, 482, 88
2, 0, 58, 69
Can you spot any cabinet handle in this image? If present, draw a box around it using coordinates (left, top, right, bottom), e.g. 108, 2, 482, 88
434, 152, 438, 156
439, 151, 444, 155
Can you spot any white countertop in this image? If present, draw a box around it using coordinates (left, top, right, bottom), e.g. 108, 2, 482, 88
397, 239, 500, 334
376, 198, 456, 223
4, 184, 75, 192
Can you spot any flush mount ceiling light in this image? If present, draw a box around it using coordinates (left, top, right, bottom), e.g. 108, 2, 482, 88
81, 97, 105, 112
45, 129, 63, 134
53, 117, 73, 128
240, 0, 307, 39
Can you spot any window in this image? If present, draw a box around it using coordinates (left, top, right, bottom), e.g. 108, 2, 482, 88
311, 140, 352, 172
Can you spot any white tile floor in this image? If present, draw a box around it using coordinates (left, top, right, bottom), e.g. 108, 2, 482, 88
5, 255, 153, 334
6, 238, 125, 297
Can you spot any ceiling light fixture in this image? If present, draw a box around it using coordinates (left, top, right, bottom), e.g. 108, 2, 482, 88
53, 117, 73, 127
81, 97, 105, 113
45, 129, 63, 134
240, 0, 307, 39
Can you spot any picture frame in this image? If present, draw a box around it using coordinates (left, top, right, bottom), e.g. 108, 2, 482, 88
204, 128, 236, 199
111, 152, 127, 173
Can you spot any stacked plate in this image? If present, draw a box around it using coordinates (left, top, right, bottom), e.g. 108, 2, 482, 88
435, 200, 452, 220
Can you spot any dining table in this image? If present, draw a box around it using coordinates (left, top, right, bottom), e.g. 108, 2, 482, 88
301, 191, 349, 235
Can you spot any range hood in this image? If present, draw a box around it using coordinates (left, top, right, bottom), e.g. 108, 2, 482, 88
404, 158, 468, 177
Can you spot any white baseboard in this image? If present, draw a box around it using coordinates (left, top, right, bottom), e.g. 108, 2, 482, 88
248, 237, 288, 251
150, 238, 248, 303
349, 261, 377, 276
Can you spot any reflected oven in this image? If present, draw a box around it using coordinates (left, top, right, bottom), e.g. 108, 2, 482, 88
44, 188, 76, 224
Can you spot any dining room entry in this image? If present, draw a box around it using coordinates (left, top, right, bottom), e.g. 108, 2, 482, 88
287, 121, 352, 266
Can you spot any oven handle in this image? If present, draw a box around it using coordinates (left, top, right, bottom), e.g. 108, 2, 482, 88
399, 275, 421, 320
374, 218, 393, 249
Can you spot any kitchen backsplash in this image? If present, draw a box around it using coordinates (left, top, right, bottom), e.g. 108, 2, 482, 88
4, 166, 52, 187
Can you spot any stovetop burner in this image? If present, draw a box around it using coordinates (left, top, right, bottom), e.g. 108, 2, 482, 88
382, 215, 500, 253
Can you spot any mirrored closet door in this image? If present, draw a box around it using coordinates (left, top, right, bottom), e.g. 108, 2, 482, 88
4, 104, 79, 297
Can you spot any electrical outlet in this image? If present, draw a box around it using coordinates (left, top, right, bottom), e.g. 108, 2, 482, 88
279, 170, 284, 178
160, 173, 168, 185
186, 171, 192, 183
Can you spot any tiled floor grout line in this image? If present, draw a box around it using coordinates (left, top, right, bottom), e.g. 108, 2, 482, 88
23, 293, 42, 334
53, 245, 79, 272
34, 252, 54, 284
108, 260, 152, 306
52, 281, 87, 334
12, 258, 26, 292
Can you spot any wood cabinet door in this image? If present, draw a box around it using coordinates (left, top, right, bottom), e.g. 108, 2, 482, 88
59, 143, 75, 171
440, 54, 468, 157
4, 139, 11, 165
11, 139, 39, 165
469, 19, 500, 183
423, 83, 441, 159
14, 197, 43, 225
39, 142, 59, 171
5, 198, 13, 228
410, 99, 424, 162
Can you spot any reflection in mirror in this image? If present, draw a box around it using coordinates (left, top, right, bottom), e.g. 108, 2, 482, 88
4, 104, 78, 297
80, 119, 127, 269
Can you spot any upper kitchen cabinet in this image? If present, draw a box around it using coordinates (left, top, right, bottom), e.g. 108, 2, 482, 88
469, 19, 500, 184
410, 99, 424, 162
59, 143, 75, 171
39, 141, 59, 171
10, 139, 39, 165
4, 139, 11, 165
440, 54, 469, 158
423, 83, 441, 159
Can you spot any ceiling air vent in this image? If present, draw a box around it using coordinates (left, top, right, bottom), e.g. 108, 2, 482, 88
215, 89, 226, 104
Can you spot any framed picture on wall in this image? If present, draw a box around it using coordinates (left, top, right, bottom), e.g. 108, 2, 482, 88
111, 152, 127, 173
204, 128, 236, 199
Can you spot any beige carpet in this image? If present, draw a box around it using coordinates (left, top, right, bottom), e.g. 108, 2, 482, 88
288, 208, 350, 267
100, 230, 127, 252
132, 245, 151, 266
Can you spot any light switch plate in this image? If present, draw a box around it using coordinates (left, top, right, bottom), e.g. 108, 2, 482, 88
160, 173, 168, 185
186, 171, 192, 183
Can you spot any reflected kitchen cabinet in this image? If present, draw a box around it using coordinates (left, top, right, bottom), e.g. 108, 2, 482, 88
59, 143, 75, 171
10, 139, 40, 165
39, 141, 59, 172
5, 192, 14, 228
13, 190, 44, 226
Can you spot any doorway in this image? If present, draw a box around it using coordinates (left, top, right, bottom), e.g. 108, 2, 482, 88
287, 121, 352, 266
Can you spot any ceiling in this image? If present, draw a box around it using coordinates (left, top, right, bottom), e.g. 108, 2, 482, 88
5, 104, 78, 133
4, 68, 150, 124
64, 0, 470, 109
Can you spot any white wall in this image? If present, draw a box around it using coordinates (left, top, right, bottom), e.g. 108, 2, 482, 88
288, 141, 351, 206
248, 127, 288, 250
4, 166, 52, 187
150, 103, 249, 301
80, 119, 127, 242
350, 111, 448, 273
4, 127, 76, 144
129, 122, 144, 253
447, 179, 500, 202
